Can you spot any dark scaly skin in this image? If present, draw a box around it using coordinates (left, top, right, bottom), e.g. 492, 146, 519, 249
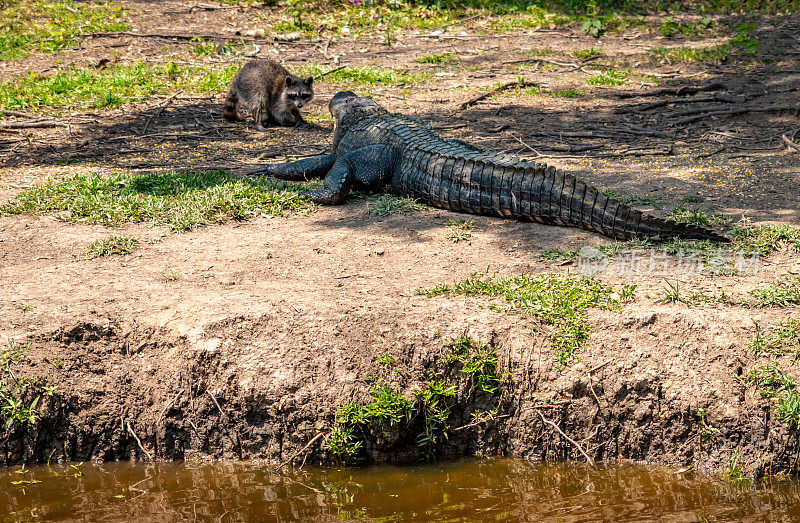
250, 91, 729, 242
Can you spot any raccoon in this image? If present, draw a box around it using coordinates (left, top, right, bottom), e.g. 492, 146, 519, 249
223, 59, 314, 130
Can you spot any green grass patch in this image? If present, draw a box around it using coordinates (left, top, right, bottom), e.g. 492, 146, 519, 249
1, 338, 57, 433
0, 0, 128, 61
368, 195, 426, 216
650, 44, 731, 63
518, 47, 558, 57
445, 219, 474, 242
0, 62, 239, 112
300, 64, 428, 86
444, 335, 503, 394
731, 223, 800, 256
747, 362, 800, 428
750, 319, 800, 357
586, 68, 629, 86
668, 206, 733, 228
414, 52, 456, 64
748, 276, 800, 307
421, 272, 634, 365
0, 170, 312, 232
660, 281, 729, 307
86, 236, 139, 258
547, 89, 586, 98
658, 15, 714, 38
574, 47, 601, 59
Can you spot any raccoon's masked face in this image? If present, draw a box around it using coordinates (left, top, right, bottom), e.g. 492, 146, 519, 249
284, 76, 314, 108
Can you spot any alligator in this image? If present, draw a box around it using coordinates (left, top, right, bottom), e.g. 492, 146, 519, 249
250, 91, 728, 242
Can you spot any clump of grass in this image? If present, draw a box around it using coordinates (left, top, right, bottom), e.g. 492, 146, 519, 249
723, 450, 749, 484
161, 272, 181, 282
375, 349, 396, 367
445, 219, 473, 242
1, 338, 57, 433
86, 236, 139, 259
660, 281, 728, 307
749, 319, 800, 357
0, 62, 239, 112
547, 89, 585, 98
573, 48, 601, 59
668, 206, 733, 228
658, 15, 714, 38
650, 44, 731, 63
421, 273, 634, 365
731, 224, 800, 256
518, 48, 557, 57
444, 335, 503, 394
300, 64, 427, 86
368, 195, 426, 216
414, 52, 456, 64
586, 69, 629, 86
747, 362, 800, 428
748, 276, 800, 307
0, 0, 128, 61
0, 170, 312, 232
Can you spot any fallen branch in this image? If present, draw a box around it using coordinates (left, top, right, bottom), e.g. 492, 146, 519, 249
314, 65, 346, 80
622, 92, 751, 113
274, 432, 327, 472
782, 134, 800, 154
460, 78, 534, 110
671, 104, 800, 126
615, 82, 726, 99
0, 119, 67, 130
156, 389, 184, 425
126, 422, 153, 460
1, 109, 33, 118
536, 410, 595, 467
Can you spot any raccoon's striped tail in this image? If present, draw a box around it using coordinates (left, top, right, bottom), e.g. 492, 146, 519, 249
223, 90, 240, 122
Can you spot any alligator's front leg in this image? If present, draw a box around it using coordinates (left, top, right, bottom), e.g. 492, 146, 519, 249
249, 153, 336, 180
304, 144, 396, 205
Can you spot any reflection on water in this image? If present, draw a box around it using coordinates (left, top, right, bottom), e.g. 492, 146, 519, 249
2, 458, 800, 522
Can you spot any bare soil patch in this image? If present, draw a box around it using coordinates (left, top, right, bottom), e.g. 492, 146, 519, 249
1, 1, 799, 477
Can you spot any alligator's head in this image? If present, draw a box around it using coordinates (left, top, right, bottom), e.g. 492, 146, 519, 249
329, 91, 387, 147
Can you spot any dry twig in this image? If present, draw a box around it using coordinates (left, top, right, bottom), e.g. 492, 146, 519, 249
536, 410, 595, 466
460, 78, 534, 110
274, 432, 327, 472
127, 422, 153, 460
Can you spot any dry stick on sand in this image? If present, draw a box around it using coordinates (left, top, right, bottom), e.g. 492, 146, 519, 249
0, 119, 67, 130
274, 432, 327, 473
782, 134, 800, 153
126, 421, 153, 460
460, 78, 534, 110
536, 410, 595, 467
314, 65, 347, 80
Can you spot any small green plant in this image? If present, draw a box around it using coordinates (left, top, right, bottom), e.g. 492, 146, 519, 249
733, 23, 759, 54
1, 170, 312, 232
747, 362, 800, 428
368, 195, 426, 216
748, 277, 800, 307
731, 224, 800, 256
574, 48, 601, 59
86, 236, 140, 258
1, 338, 57, 432
723, 450, 749, 483
696, 408, 720, 443
414, 380, 457, 461
16, 304, 31, 312
581, 18, 604, 37
445, 335, 503, 394
376, 349, 396, 367
161, 272, 180, 282
650, 44, 731, 63
660, 281, 728, 307
191, 37, 217, 58
586, 69, 629, 86
547, 89, 585, 98
414, 52, 456, 64
749, 319, 800, 357
445, 219, 474, 243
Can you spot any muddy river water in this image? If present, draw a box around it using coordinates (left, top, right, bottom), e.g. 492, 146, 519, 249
2, 458, 800, 521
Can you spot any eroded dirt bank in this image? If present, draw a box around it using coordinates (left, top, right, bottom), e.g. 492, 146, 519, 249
2, 204, 798, 477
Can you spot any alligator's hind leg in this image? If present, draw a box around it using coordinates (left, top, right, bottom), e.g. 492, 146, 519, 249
249, 153, 336, 180
304, 144, 395, 205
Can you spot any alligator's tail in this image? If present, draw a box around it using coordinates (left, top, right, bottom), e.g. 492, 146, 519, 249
403, 153, 729, 242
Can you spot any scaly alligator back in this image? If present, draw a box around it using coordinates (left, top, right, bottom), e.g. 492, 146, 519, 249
345, 112, 727, 242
